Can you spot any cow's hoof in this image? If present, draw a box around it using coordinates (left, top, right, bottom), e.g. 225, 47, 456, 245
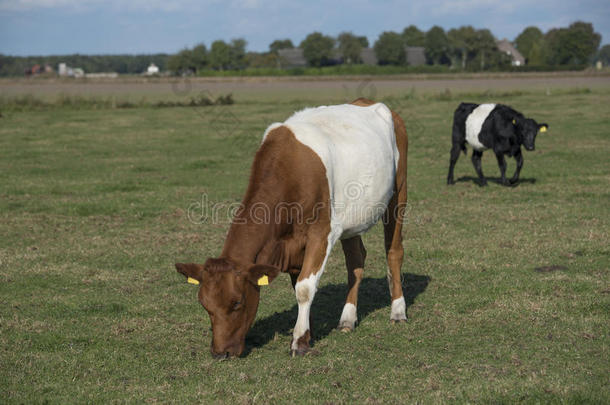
390, 319, 407, 325
447, 179, 455, 185
290, 348, 319, 357
478, 181, 488, 187
337, 320, 355, 332
290, 330, 312, 357
290, 347, 310, 357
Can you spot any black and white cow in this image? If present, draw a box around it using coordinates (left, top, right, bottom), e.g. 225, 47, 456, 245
447, 103, 549, 186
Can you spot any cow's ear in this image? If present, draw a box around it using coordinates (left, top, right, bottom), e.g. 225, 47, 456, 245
247, 264, 280, 286
175, 263, 205, 284
538, 123, 549, 133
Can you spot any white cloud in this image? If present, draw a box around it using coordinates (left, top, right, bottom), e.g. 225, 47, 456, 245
0, 0, 213, 12
430, 0, 534, 15
0, 0, 88, 11
234, 0, 261, 9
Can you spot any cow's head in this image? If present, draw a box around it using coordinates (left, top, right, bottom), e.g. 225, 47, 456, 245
175, 258, 280, 359
515, 117, 549, 151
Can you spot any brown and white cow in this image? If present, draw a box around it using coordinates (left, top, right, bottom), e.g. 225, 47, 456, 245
175, 98, 408, 358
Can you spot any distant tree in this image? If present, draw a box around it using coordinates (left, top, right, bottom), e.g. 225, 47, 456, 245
208, 40, 232, 70
229, 38, 247, 69
338, 32, 364, 64
402, 25, 425, 46
597, 44, 610, 65
374, 31, 406, 65
514, 26, 544, 64
545, 21, 601, 65
269, 39, 294, 54
447, 26, 509, 70
471, 28, 504, 70
246, 52, 278, 68
191, 43, 208, 70
300, 32, 335, 67
424, 26, 450, 65
448, 26, 477, 68
357, 36, 369, 48
527, 40, 546, 66
0, 54, 19, 76
168, 48, 195, 74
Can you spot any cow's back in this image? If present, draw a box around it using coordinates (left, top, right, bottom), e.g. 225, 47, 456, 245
465, 103, 496, 151
265, 103, 398, 238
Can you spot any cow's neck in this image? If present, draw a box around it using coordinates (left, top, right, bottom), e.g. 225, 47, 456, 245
220, 185, 281, 265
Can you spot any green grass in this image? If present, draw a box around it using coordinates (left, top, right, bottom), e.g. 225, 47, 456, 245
0, 85, 608, 404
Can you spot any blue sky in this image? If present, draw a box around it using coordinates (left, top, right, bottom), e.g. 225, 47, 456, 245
0, 0, 608, 56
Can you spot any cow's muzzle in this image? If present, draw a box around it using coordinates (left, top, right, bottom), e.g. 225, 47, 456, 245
210, 340, 241, 360
211, 351, 229, 360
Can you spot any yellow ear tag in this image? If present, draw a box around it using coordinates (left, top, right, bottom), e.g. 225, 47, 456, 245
540, 126, 547, 133
187, 277, 200, 285
512, 119, 516, 125
257, 275, 269, 286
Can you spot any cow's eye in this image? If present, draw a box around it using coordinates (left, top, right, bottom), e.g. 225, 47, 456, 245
232, 301, 242, 310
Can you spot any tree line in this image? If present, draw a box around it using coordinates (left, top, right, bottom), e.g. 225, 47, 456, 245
168, 22, 603, 73
0, 21, 606, 77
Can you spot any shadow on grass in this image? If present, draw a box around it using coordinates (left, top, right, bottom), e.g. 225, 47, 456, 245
245, 272, 430, 355
456, 176, 536, 186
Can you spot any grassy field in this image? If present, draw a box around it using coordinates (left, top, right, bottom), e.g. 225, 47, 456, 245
0, 81, 608, 403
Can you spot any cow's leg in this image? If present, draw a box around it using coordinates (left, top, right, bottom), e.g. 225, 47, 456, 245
291, 228, 339, 356
383, 187, 407, 323
447, 124, 464, 185
338, 236, 366, 332
509, 149, 524, 185
447, 143, 463, 185
471, 150, 487, 186
495, 151, 509, 186
288, 267, 314, 333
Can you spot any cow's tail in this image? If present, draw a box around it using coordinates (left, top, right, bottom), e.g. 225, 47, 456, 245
454, 102, 471, 156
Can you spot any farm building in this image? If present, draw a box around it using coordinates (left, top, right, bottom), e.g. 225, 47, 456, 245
360, 48, 378, 65
146, 63, 160, 75
406, 47, 426, 66
496, 39, 525, 66
25, 64, 53, 76
58, 62, 84, 77
277, 49, 308, 68
278, 46, 426, 68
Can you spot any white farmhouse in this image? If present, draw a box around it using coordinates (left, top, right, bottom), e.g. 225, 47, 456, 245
146, 63, 160, 75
